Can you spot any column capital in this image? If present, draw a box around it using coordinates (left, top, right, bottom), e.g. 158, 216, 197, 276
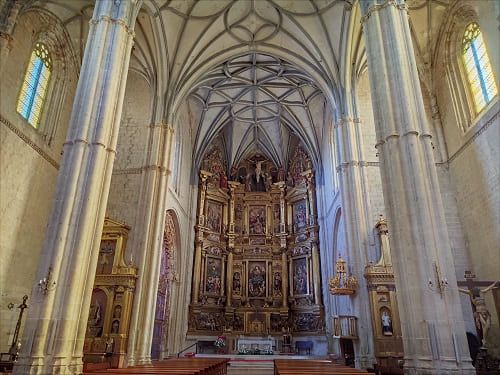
150, 123, 174, 132
360, 0, 407, 24
334, 117, 361, 129
89, 15, 135, 37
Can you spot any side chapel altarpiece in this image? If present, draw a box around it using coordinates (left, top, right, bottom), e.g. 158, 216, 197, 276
188, 146, 325, 337
84, 218, 137, 367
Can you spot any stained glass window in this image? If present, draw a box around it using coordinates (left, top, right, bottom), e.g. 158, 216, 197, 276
16, 42, 52, 128
462, 23, 498, 113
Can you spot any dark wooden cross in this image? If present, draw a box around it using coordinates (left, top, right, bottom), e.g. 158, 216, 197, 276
457, 270, 498, 291
457, 271, 498, 342
9, 295, 28, 360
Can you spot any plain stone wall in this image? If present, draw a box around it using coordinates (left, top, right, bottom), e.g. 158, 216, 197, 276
164, 98, 199, 355
106, 71, 152, 264
431, 0, 500, 354
445, 106, 500, 354
0, 11, 77, 353
357, 71, 386, 262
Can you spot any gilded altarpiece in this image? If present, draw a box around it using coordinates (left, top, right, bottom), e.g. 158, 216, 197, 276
84, 218, 137, 367
364, 216, 403, 370
189, 147, 324, 338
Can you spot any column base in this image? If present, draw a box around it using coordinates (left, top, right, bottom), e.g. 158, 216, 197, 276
13, 355, 46, 375
355, 354, 376, 369
136, 356, 152, 365
13, 356, 83, 375
403, 357, 476, 375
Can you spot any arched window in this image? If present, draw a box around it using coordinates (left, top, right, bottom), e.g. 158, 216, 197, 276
16, 42, 52, 128
462, 23, 497, 113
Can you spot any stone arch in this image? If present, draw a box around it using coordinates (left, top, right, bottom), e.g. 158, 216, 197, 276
14, 7, 79, 144
333, 207, 344, 261
151, 209, 180, 359
439, 2, 482, 132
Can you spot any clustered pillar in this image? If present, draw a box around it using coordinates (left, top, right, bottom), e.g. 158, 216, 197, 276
359, 0, 474, 373
14, 1, 141, 374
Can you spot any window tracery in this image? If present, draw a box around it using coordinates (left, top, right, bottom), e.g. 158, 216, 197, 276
17, 42, 52, 128
462, 23, 497, 113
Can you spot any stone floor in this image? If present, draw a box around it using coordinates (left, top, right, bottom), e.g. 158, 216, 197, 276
227, 359, 274, 375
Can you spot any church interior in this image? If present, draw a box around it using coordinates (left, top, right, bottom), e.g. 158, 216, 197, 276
0, 0, 499, 374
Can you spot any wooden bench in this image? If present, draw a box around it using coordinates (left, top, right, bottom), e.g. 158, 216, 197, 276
85, 358, 228, 375
274, 359, 368, 375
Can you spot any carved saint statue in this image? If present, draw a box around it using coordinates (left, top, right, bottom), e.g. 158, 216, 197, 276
381, 310, 393, 335
88, 301, 101, 326
459, 282, 498, 348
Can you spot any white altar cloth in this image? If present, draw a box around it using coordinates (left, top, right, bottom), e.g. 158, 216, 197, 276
237, 337, 274, 351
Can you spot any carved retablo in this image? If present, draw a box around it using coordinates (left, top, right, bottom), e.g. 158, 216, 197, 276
188, 147, 324, 340
83, 218, 137, 368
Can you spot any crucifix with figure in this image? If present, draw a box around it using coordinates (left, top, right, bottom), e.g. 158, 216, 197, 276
457, 270, 499, 348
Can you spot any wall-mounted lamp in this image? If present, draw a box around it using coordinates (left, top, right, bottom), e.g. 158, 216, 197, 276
38, 267, 56, 295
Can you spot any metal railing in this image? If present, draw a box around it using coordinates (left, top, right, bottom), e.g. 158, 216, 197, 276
177, 342, 198, 358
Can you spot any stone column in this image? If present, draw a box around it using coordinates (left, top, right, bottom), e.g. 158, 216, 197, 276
334, 115, 375, 368
126, 124, 175, 365
14, 1, 140, 374
359, 0, 474, 373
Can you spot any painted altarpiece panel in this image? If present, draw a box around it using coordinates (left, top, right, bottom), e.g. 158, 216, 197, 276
248, 206, 266, 235
205, 256, 223, 295
273, 204, 280, 234
248, 261, 266, 298
97, 240, 116, 274
292, 257, 308, 295
206, 201, 222, 233
87, 288, 108, 338
293, 201, 307, 233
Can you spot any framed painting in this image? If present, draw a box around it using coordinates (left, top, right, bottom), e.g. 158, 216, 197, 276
206, 201, 222, 233
205, 257, 222, 295
248, 261, 266, 297
249, 206, 266, 235
97, 240, 116, 274
273, 204, 280, 233
292, 257, 308, 295
293, 201, 307, 233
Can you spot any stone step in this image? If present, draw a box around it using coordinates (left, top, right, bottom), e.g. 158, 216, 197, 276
227, 359, 274, 375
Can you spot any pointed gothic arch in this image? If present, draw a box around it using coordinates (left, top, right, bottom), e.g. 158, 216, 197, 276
151, 210, 180, 360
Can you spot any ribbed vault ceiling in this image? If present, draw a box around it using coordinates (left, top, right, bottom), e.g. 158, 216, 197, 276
190, 52, 325, 170
23, 0, 455, 171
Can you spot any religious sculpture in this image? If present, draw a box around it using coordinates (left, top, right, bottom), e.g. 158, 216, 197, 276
459, 282, 499, 348
381, 310, 393, 336
88, 300, 101, 327
233, 272, 241, 293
